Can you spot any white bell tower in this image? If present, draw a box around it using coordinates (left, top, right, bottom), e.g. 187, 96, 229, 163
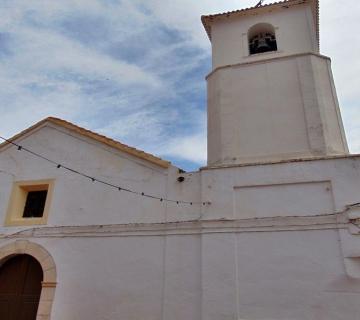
202, 0, 348, 166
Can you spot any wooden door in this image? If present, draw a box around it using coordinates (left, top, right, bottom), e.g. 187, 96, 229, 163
0, 254, 43, 320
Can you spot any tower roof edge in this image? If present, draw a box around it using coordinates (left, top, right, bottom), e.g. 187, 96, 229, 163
201, 0, 319, 47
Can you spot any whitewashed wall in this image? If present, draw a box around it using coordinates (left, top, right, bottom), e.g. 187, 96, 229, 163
1, 124, 360, 319
210, 4, 318, 69
206, 53, 348, 166
0, 124, 201, 231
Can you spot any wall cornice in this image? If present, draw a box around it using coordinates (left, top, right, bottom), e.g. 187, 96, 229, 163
0, 212, 350, 238
201, 154, 360, 171
206, 52, 330, 79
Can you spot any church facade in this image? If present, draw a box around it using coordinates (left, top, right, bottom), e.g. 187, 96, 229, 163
1, 0, 360, 319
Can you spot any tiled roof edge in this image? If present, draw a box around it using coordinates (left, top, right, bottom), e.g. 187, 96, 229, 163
202, 0, 319, 48
0, 117, 171, 169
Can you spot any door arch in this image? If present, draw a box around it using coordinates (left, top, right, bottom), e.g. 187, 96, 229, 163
0, 241, 57, 320
0, 254, 43, 320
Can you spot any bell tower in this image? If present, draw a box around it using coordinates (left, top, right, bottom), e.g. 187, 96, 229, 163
202, 0, 348, 166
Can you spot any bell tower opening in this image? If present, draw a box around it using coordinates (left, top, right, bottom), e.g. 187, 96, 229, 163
248, 23, 277, 55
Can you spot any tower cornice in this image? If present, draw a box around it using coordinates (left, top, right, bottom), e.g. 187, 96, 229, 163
202, 0, 319, 48
205, 51, 329, 80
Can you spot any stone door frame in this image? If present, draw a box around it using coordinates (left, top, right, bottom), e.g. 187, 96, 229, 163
0, 240, 57, 320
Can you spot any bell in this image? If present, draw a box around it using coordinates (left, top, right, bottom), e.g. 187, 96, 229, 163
255, 35, 271, 53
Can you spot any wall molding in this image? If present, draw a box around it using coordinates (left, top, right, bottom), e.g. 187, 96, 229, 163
0, 213, 350, 238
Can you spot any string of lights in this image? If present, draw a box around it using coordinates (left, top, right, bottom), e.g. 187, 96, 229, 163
0, 135, 209, 206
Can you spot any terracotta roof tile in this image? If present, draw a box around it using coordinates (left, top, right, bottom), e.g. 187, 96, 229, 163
202, 0, 319, 47
0, 117, 171, 169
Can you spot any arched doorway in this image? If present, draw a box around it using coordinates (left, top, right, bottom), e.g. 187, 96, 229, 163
0, 254, 43, 320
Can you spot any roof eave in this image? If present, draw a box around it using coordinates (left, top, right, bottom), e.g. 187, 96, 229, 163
0, 117, 171, 169
202, 0, 319, 47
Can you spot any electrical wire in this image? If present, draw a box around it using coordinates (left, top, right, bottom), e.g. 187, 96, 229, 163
0, 135, 209, 206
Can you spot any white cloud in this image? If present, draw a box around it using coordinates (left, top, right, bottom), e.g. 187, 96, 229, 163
319, 0, 360, 153
97, 109, 168, 143
163, 132, 207, 164
154, 110, 207, 165
3, 26, 160, 86
140, 0, 255, 49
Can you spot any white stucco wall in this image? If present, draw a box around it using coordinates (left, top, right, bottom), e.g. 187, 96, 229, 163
202, 156, 360, 220
207, 53, 348, 166
0, 124, 201, 231
1, 125, 360, 319
210, 4, 318, 69
1, 223, 360, 320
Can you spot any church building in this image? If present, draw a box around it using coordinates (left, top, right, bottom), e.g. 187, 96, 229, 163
1, 0, 360, 319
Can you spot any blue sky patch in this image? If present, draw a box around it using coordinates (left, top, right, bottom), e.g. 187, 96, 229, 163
0, 0, 359, 172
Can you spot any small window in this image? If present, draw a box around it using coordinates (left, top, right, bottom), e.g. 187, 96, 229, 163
23, 190, 48, 218
248, 23, 277, 55
5, 180, 54, 226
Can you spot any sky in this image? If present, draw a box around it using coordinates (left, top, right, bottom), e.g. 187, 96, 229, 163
0, 0, 359, 171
